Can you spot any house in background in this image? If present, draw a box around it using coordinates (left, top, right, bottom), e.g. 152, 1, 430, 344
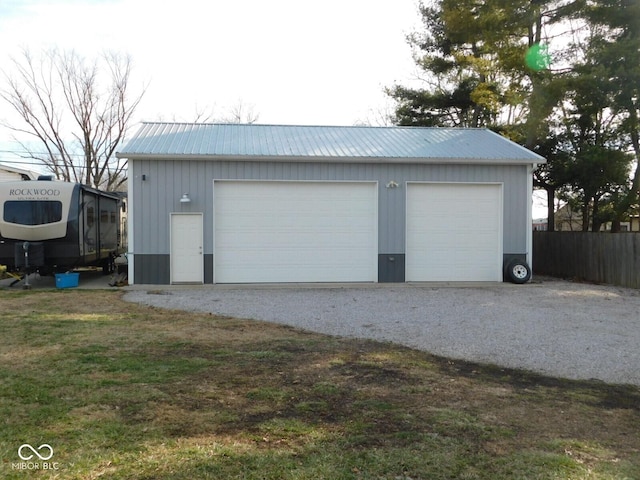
0, 163, 37, 181
532, 218, 548, 231
554, 204, 583, 231
554, 203, 639, 232
117, 123, 545, 285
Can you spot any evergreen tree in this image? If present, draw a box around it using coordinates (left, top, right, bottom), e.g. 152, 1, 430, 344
390, 0, 639, 230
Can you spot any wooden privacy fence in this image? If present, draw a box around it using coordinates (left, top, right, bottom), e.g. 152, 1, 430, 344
533, 232, 640, 289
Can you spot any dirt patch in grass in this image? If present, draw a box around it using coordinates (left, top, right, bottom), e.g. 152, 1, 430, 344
1, 288, 639, 479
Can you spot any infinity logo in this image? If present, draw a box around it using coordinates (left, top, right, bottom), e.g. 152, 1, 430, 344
18, 444, 54, 461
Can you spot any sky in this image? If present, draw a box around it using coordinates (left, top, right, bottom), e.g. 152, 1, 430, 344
0, 0, 421, 129
0, 0, 548, 216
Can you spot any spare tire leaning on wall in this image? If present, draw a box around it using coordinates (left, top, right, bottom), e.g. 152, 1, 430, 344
506, 258, 532, 284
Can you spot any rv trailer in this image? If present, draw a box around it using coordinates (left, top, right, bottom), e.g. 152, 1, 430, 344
0, 179, 126, 275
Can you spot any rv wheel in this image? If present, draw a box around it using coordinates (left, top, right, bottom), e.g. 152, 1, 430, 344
506, 259, 531, 284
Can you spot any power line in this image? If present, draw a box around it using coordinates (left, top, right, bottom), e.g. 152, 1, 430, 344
0, 158, 127, 172
0, 149, 126, 159
0, 158, 49, 167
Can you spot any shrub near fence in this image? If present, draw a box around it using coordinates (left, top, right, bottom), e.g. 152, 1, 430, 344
533, 231, 640, 289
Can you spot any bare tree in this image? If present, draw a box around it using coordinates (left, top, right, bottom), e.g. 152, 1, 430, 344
186, 99, 260, 124
0, 48, 145, 191
222, 99, 260, 124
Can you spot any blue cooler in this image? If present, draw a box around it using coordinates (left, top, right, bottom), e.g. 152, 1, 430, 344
55, 272, 80, 289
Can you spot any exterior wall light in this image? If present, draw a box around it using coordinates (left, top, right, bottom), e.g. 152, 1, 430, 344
180, 193, 191, 203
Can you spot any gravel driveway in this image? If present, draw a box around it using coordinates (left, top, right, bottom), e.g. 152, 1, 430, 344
123, 278, 640, 387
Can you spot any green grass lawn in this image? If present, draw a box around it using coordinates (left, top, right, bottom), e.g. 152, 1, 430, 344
1, 289, 639, 479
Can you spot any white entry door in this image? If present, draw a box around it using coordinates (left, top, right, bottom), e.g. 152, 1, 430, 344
170, 213, 204, 284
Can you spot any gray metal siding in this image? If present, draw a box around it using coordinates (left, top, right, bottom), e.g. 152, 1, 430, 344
134, 254, 170, 284
131, 160, 529, 277
379, 254, 405, 283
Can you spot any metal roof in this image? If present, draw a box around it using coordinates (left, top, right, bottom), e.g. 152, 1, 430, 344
117, 122, 545, 164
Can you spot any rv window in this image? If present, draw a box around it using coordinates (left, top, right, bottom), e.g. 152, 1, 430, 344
86, 207, 95, 228
3, 201, 63, 225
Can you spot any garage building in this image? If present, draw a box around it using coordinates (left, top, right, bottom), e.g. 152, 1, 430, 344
116, 123, 545, 285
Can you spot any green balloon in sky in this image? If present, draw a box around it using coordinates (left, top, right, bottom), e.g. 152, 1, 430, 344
525, 43, 551, 71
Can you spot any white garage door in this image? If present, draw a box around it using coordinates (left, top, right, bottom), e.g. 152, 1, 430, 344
406, 183, 503, 281
214, 181, 378, 283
